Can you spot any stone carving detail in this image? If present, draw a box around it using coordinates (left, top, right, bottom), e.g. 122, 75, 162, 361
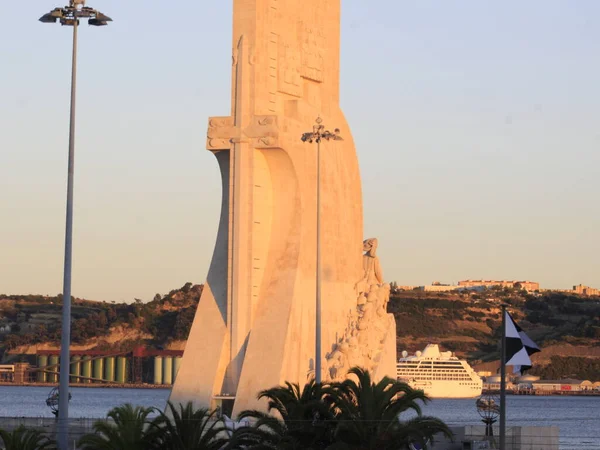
300, 22, 324, 83
209, 117, 234, 129
277, 39, 302, 97
207, 117, 236, 151
247, 116, 280, 148
207, 139, 231, 150
257, 116, 275, 126
206, 115, 280, 151
254, 137, 275, 147
325, 238, 392, 381
275, 21, 324, 96
232, 43, 255, 66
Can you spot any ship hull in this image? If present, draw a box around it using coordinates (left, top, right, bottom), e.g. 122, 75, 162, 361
402, 379, 482, 399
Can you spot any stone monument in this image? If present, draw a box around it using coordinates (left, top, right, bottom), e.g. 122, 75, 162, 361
169, 0, 396, 416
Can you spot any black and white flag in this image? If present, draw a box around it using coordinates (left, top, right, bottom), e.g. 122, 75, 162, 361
505, 310, 541, 374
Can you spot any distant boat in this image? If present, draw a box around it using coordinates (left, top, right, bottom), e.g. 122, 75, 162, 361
397, 344, 483, 398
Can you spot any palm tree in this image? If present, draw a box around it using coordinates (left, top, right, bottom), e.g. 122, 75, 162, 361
147, 401, 227, 450
0, 426, 56, 450
228, 379, 337, 449
77, 403, 155, 450
326, 367, 452, 450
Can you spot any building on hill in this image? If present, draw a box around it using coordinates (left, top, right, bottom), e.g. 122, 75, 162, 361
28, 313, 61, 325
573, 284, 600, 296
0, 318, 11, 334
395, 285, 419, 291
420, 285, 461, 292
458, 280, 540, 291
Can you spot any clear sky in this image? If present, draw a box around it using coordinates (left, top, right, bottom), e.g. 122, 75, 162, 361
1, 1, 598, 302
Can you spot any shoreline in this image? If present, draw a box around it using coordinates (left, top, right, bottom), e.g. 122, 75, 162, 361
2, 383, 598, 396
483, 389, 600, 397
0, 382, 171, 390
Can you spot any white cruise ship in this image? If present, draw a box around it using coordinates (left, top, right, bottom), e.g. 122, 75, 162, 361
397, 344, 482, 398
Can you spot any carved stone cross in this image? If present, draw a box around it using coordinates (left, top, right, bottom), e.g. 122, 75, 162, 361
206, 114, 280, 151
203, 35, 284, 396
206, 36, 280, 152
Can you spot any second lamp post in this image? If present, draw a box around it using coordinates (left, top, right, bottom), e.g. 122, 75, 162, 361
301, 117, 343, 384
39, 1, 112, 449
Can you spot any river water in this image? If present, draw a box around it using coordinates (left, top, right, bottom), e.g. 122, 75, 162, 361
0, 386, 597, 449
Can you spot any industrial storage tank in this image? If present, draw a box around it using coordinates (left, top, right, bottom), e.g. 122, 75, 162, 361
516, 374, 540, 383
163, 356, 173, 385
82, 356, 92, 383
70, 355, 81, 383
173, 356, 182, 383
48, 355, 59, 383
153, 356, 163, 385
116, 356, 128, 384
37, 355, 48, 383
93, 357, 104, 382
104, 357, 115, 382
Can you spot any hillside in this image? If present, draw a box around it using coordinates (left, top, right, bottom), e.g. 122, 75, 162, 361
1, 283, 599, 379
389, 287, 600, 379
0, 283, 201, 358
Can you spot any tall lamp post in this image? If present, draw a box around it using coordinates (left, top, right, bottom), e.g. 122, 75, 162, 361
39, 2, 112, 449
301, 117, 342, 383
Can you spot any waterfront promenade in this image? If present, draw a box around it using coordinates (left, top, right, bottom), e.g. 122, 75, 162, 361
0, 381, 170, 389
0, 417, 94, 449
484, 389, 600, 397
0, 387, 596, 449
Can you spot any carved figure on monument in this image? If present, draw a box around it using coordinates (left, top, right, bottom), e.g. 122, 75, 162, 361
170, 0, 397, 416
324, 237, 394, 382
356, 238, 384, 301
363, 238, 383, 282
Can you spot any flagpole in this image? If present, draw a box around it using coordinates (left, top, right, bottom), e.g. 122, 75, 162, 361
500, 304, 507, 450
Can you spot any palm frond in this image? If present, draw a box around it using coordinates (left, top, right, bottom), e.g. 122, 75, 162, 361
78, 403, 155, 450
0, 426, 56, 450
148, 401, 227, 450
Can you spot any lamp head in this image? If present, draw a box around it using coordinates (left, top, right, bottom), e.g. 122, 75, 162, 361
96, 12, 112, 21
40, 3, 112, 26
89, 12, 112, 26
39, 13, 58, 23
39, 8, 63, 23
88, 18, 108, 26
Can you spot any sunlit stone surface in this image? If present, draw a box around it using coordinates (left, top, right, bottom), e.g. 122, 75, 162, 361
169, 0, 396, 416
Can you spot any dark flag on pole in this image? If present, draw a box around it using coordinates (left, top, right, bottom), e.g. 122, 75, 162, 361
500, 306, 541, 450
504, 310, 540, 374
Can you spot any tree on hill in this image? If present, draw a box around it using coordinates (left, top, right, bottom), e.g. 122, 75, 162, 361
529, 356, 600, 381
